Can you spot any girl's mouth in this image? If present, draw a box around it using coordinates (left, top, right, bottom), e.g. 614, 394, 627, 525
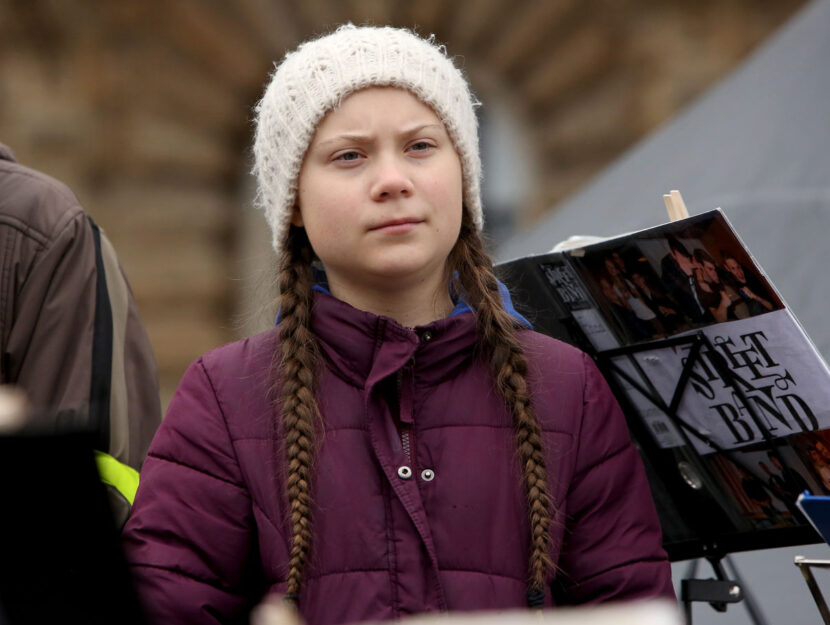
369, 218, 423, 233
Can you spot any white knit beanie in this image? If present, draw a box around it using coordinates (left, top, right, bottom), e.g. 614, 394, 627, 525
253, 24, 482, 257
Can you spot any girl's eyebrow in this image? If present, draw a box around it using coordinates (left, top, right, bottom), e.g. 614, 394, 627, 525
315, 133, 371, 149
400, 123, 445, 136
314, 123, 446, 149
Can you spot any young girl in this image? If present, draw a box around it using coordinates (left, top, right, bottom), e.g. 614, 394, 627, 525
122, 25, 674, 624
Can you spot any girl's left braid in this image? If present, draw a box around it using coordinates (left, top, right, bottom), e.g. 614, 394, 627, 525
274, 227, 320, 603
449, 218, 555, 608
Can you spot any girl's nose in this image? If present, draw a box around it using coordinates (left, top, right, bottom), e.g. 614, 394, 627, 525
370, 160, 414, 201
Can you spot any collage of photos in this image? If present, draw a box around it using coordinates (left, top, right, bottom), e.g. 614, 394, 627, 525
703, 443, 818, 531
564, 211, 783, 346
518, 210, 830, 545
699, 430, 830, 533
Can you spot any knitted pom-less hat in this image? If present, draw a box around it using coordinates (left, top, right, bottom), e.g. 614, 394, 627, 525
253, 24, 482, 257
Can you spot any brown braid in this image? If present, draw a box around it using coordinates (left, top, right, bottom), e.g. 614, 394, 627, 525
273, 226, 320, 602
448, 216, 556, 602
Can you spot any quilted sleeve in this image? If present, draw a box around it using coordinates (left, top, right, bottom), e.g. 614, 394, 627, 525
122, 358, 258, 624
553, 352, 675, 605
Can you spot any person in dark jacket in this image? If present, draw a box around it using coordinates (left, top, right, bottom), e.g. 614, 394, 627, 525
721, 252, 776, 317
692, 248, 740, 323
767, 453, 810, 508
123, 25, 674, 624
659, 236, 710, 323
0, 142, 162, 520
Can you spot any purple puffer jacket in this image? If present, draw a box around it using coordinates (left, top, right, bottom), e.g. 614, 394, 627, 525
123, 291, 674, 624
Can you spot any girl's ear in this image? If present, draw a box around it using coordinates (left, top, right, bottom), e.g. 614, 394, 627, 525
291, 205, 304, 227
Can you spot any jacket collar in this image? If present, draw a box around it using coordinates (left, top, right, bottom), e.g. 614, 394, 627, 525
309, 283, 530, 390
310, 291, 475, 389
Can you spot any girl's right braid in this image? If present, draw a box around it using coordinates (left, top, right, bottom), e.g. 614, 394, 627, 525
274, 227, 320, 603
450, 222, 555, 608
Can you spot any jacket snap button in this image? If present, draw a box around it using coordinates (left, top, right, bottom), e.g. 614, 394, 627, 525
421, 469, 435, 482
420, 330, 433, 343
397, 466, 413, 479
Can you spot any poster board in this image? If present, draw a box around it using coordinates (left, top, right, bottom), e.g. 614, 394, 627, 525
498, 209, 830, 559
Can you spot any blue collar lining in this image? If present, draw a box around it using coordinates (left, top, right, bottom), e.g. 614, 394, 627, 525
279, 271, 531, 329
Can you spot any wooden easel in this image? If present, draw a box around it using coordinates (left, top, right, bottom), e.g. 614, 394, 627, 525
664, 189, 690, 222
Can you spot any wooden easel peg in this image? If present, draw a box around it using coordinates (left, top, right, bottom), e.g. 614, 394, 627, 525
663, 189, 690, 222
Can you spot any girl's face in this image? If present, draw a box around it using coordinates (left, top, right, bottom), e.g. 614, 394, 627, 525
294, 87, 463, 298
702, 261, 720, 284
725, 258, 745, 283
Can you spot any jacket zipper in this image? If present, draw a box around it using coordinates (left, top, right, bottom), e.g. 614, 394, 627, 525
401, 429, 411, 460
397, 362, 413, 461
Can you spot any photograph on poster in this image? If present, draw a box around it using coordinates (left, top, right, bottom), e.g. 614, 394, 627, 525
788, 430, 830, 494
702, 443, 816, 529
565, 211, 783, 346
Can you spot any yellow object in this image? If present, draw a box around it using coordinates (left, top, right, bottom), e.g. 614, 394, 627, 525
94, 450, 140, 505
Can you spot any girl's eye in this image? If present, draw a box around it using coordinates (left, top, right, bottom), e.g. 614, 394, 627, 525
408, 141, 434, 153
333, 150, 362, 163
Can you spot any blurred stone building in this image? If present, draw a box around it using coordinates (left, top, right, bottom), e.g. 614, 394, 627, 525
0, 0, 806, 408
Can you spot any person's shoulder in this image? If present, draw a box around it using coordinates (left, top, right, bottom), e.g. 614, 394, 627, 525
515, 331, 607, 431
170, 328, 279, 429
517, 329, 589, 374
198, 327, 279, 379
0, 145, 86, 241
